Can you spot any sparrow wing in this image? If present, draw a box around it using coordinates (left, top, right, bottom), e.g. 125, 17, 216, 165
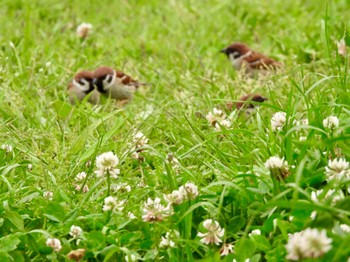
115, 70, 145, 87
245, 52, 281, 70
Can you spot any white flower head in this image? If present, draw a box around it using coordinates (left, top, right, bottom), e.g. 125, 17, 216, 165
133, 131, 149, 149
323, 116, 339, 129
179, 182, 199, 201
164, 190, 184, 205
43, 191, 53, 200
271, 112, 287, 131
28, 164, 33, 171
285, 228, 332, 260
75, 184, 89, 193
325, 158, 349, 183
197, 219, 225, 245
220, 243, 234, 256
206, 107, 225, 123
142, 197, 172, 222
1, 144, 13, 153
264, 156, 290, 180
337, 39, 347, 57
159, 230, 179, 248
75, 172, 87, 181
95, 152, 120, 179
214, 119, 232, 131
102, 196, 125, 212
46, 238, 62, 252
130, 150, 139, 160
113, 183, 131, 193
311, 189, 344, 205
69, 225, 83, 238
76, 22, 92, 38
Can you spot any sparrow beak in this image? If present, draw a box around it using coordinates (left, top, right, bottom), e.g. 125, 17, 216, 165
93, 78, 98, 85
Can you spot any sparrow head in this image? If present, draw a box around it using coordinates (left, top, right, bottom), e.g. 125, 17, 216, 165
220, 43, 251, 59
94, 66, 116, 93
235, 94, 268, 110
72, 71, 95, 93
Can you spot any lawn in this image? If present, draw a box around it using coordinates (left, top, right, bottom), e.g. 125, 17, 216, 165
0, 0, 349, 261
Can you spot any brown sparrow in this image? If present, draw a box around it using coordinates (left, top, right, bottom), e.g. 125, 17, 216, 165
93, 66, 145, 104
67, 70, 100, 105
220, 42, 282, 76
227, 94, 268, 111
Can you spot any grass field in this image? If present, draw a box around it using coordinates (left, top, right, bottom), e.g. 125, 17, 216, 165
0, 0, 350, 261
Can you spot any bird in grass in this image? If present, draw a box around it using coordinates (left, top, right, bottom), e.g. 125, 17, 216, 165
227, 94, 268, 112
220, 42, 282, 76
93, 66, 146, 105
67, 70, 100, 105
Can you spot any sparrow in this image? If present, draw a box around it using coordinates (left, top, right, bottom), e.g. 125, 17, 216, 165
93, 66, 145, 104
67, 70, 100, 105
220, 42, 282, 76
227, 94, 268, 111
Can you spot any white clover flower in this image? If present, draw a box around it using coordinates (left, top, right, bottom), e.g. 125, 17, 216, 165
1, 144, 13, 153
337, 39, 347, 57
323, 116, 339, 129
130, 151, 140, 160
46, 238, 62, 252
142, 197, 172, 222
311, 189, 344, 205
69, 225, 83, 238
113, 183, 131, 193
325, 158, 350, 183
271, 112, 287, 131
220, 243, 234, 256
75, 172, 87, 181
28, 164, 33, 171
179, 182, 199, 200
43, 191, 53, 200
206, 108, 225, 124
95, 152, 120, 179
76, 22, 92, 38
249, 229, 261, 237
102, 196, 125, 212
159, 230, 179, 248
264, 156, 290, 180
286, 228, 332, 260
75, 184, 89, 193
198, 219, 225, 245
164, 190, 184, 205
214, 119, 232, 131
133, 131, 149, 148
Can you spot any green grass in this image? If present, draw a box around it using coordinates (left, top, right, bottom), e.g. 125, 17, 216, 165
0, 0, 350, 261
